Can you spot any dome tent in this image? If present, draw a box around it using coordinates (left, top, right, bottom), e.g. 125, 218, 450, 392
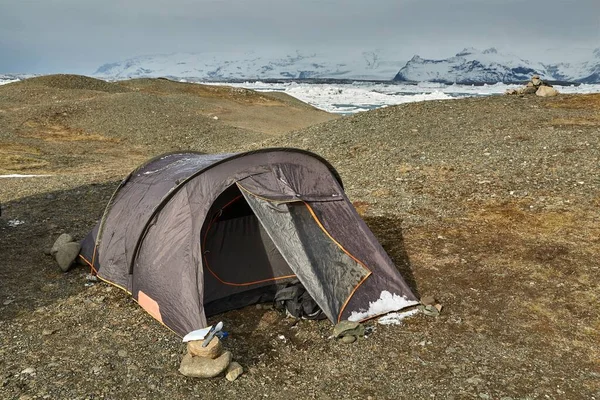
79, 149, 418, 337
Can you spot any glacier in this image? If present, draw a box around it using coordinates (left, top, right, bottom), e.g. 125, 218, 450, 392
394, 47, 600, 84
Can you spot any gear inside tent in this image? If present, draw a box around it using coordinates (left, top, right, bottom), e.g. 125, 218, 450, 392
79, 149, 418, 337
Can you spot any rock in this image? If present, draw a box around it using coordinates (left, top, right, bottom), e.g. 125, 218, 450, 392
42, 328, 56, 336
522, 86, 537, 95
55, 242, 81, 272
225, 361, 243, 382
20, 368, 35, 375
257, 310, 280, 329
43, 248, 52, 256
117, 350, 128, 357
419, 304, 440, 317
536, 86, 559, 97
532, 74, 540, 79
187, 336, 223, 359
340, 335, 357, 344
332, 320, 364, 338
526, 81, 534, 87
531, 78, 542, 86
420, 295, 436, 306
179, 351, 232, 378
51, 233, 73, 256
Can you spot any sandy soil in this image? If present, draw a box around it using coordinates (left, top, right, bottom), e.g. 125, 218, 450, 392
0, 76, 598, 399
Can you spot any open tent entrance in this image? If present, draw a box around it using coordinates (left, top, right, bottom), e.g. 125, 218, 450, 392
201, 184, 296, 316
201, 181, 371, 323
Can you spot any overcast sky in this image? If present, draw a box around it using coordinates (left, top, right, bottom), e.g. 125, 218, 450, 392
1, 0, 599, 73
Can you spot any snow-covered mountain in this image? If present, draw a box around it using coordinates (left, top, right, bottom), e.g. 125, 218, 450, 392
0, 73, 36, 85
544, 48, 600, 83
394, 48, 600, 84
94, 50, 405, 81
394, 48, 549, 84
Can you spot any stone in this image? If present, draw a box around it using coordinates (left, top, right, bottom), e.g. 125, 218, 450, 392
522, 86, 537, 95
332, 320, 364, 338
531, 78, 542, 86
526, 81, 534, 87
42, 328, 56, 336
225, 361, 243, 382
532, 74, 540, 79
419, 304, 440, 317
51, 233, 73, 256
257, 310, 280, 329
340, 335, 357, 344
187, 336, 223, 359
420, 295, 436, 306
43, 248, 52, 256
179, 351, 232, 378
536, 86, 559, 97
55, 242, 81, 272
20, 368, 36, 375
117, 350, 128, 357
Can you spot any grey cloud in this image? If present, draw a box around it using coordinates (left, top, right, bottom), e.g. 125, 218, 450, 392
0, 0, 598, 73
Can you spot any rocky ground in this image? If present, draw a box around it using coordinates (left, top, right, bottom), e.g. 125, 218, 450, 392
0, 76, 599, 399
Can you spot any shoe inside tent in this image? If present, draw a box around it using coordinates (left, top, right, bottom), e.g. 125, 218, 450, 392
79, 149, 418, 337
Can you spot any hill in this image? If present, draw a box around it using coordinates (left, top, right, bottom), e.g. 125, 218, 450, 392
0, 74, 336, 198
0, 78, 598, 399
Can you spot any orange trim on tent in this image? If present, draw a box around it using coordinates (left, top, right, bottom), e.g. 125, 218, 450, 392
302, 202, 372, 322
202, 193, 297, 287
79, 254, 181, 336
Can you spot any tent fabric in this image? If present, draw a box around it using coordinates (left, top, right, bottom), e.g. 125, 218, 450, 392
79, 148, 418, 337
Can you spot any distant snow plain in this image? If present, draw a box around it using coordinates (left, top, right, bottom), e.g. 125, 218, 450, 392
2, 76, 600, 115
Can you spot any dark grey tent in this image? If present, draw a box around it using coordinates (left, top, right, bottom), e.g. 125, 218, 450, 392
79, 149, 418, 337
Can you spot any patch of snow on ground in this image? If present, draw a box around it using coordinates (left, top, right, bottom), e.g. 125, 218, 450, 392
7, 220, 25, 227
347, 291, 419, 322
378, 308, 420, 325
0, 79, 20, 85
0, 174, 51, 178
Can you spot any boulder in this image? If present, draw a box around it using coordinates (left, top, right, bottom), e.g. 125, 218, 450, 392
536, 86, 559, 97
55, 242, 81, 272
522, 86, 537, 95
179, 351, 232, 378
187, 336, 223, 359
225, 361, 244, 382
51, 233, 73, 256
531, 77, 542, 86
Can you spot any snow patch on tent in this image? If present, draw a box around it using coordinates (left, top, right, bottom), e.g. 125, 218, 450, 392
347, 290, 419, 322
378, 308, 420, 325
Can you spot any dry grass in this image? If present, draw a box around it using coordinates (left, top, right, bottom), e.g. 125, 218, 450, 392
21, 121, 121, 143
547, 93, 600, 110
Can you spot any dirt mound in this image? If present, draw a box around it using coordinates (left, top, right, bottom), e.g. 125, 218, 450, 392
17, 74, 131, 93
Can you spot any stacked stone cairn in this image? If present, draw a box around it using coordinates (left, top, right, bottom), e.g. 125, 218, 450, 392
505, 75, 559, 97
49, 233, 81, 272
179, 336, 244, 381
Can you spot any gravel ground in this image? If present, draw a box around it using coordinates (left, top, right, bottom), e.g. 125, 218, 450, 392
1, 76, 599, 399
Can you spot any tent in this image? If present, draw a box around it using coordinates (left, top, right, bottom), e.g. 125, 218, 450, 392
79, 149, 418, 337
